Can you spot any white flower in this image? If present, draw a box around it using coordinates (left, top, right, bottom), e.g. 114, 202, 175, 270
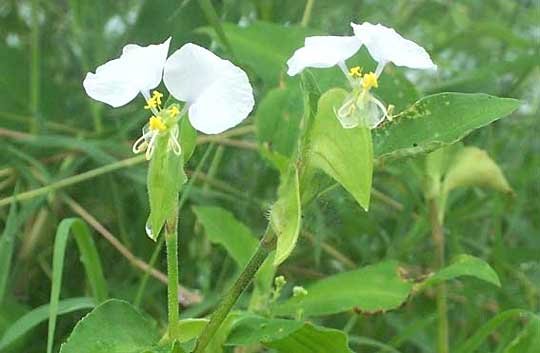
286, 22, 436, 129
350, 22, 437, 75
286, 36, 362, 76
163, 43, 254, 135
83, 39, 254, 159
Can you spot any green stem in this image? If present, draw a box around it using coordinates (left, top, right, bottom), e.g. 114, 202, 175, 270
193, 228, 275, 353
300, 0, 315, 27
429, 199, 448, 353
165, 204, 180, 340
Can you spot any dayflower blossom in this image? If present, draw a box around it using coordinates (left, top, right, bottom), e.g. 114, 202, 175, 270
83, 38, 254, 159
287, 22, 436, 129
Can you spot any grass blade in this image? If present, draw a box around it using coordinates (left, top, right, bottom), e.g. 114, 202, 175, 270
47, 218, 108, 353
0, 297, 95, 350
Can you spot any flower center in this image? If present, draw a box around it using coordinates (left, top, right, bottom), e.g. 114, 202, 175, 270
361, 72, 378, 91
149, 116, 166, 132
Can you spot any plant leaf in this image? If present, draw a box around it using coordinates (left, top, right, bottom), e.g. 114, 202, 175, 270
504, 315, 540, 353
275, 261, 412, 317
59, 299, 160, 353
271, 165, 302, 266
421, 254, 501, 288
0, 297, 95, 351
455, 309, 535, 353
193, 206, 258, 267
308, 88, 373, 210
147, 134, 186, 240
373, 93, 520, 160
48, 218, 108, 353
442, 146, 513, 195
199, 21, 319, 85
227, 314, 352, 353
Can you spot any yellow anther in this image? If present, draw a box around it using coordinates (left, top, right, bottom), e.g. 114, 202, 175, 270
167, 106, 180, 117
149, 116, 166, 132
349, 66, 362, 78
144, 98, 157, 110
152, 90, 163, 106
362, 72, 378, 90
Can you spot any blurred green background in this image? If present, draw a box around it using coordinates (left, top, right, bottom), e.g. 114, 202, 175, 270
0, 0, 539, 352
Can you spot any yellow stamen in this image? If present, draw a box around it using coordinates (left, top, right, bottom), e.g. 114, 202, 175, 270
349, 66, 362, 78
167, 106, 180, 117
144, 98, 157, 110
152, 90, 163, 106
149, 116, 166, 132
362, 72, 378, 90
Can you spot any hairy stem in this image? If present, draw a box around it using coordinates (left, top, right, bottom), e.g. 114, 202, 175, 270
429, 199, 448, 353
193, 228, 275, 353
165, 204, 180, 340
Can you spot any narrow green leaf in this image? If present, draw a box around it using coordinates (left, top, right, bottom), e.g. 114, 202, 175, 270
0, 297, 95, 351
504, 315, 540, 353
455, 309, 535, 353
420, 254, 501, 288
0, 199, 19, 303
193, 206, 258, 267
227, 314, 353, 353
47, 218, 108, 353
147, 134, 186, 240
308, 88, 373, 210
197, 0, 235, 57
275, 261, 413, 317
59, 299, 160, 353
373, 93, 520, 160
271, 166, 302, 265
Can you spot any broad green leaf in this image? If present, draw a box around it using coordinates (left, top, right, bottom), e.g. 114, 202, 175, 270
275, 261, 413, 317
421, 255, 501, 288
147, 134, 186, 240
227, 314, 352, 353
442, 146, 513, 195
193, 206, 258, 267
271, 166, 302, 265
455, 309, 535, 353
200, 21, 318, 85
177, 318, 209, 343
308, 88, 373, 210
373, 93, 520, 160
504, 315, 540, 353
60, 299, 160, 353
0, 297, 95, 351
48, 218, 108, 353
256, 85, 303, 162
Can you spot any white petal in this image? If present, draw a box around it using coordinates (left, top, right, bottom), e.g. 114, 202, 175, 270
120, 37, 171, 91
351, 22, 436, 70
83, 37, 171, 107
164, 43, 254, 134
163, 43, 229, 103
287, 36, 362, 76
83, 58, 140, 107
